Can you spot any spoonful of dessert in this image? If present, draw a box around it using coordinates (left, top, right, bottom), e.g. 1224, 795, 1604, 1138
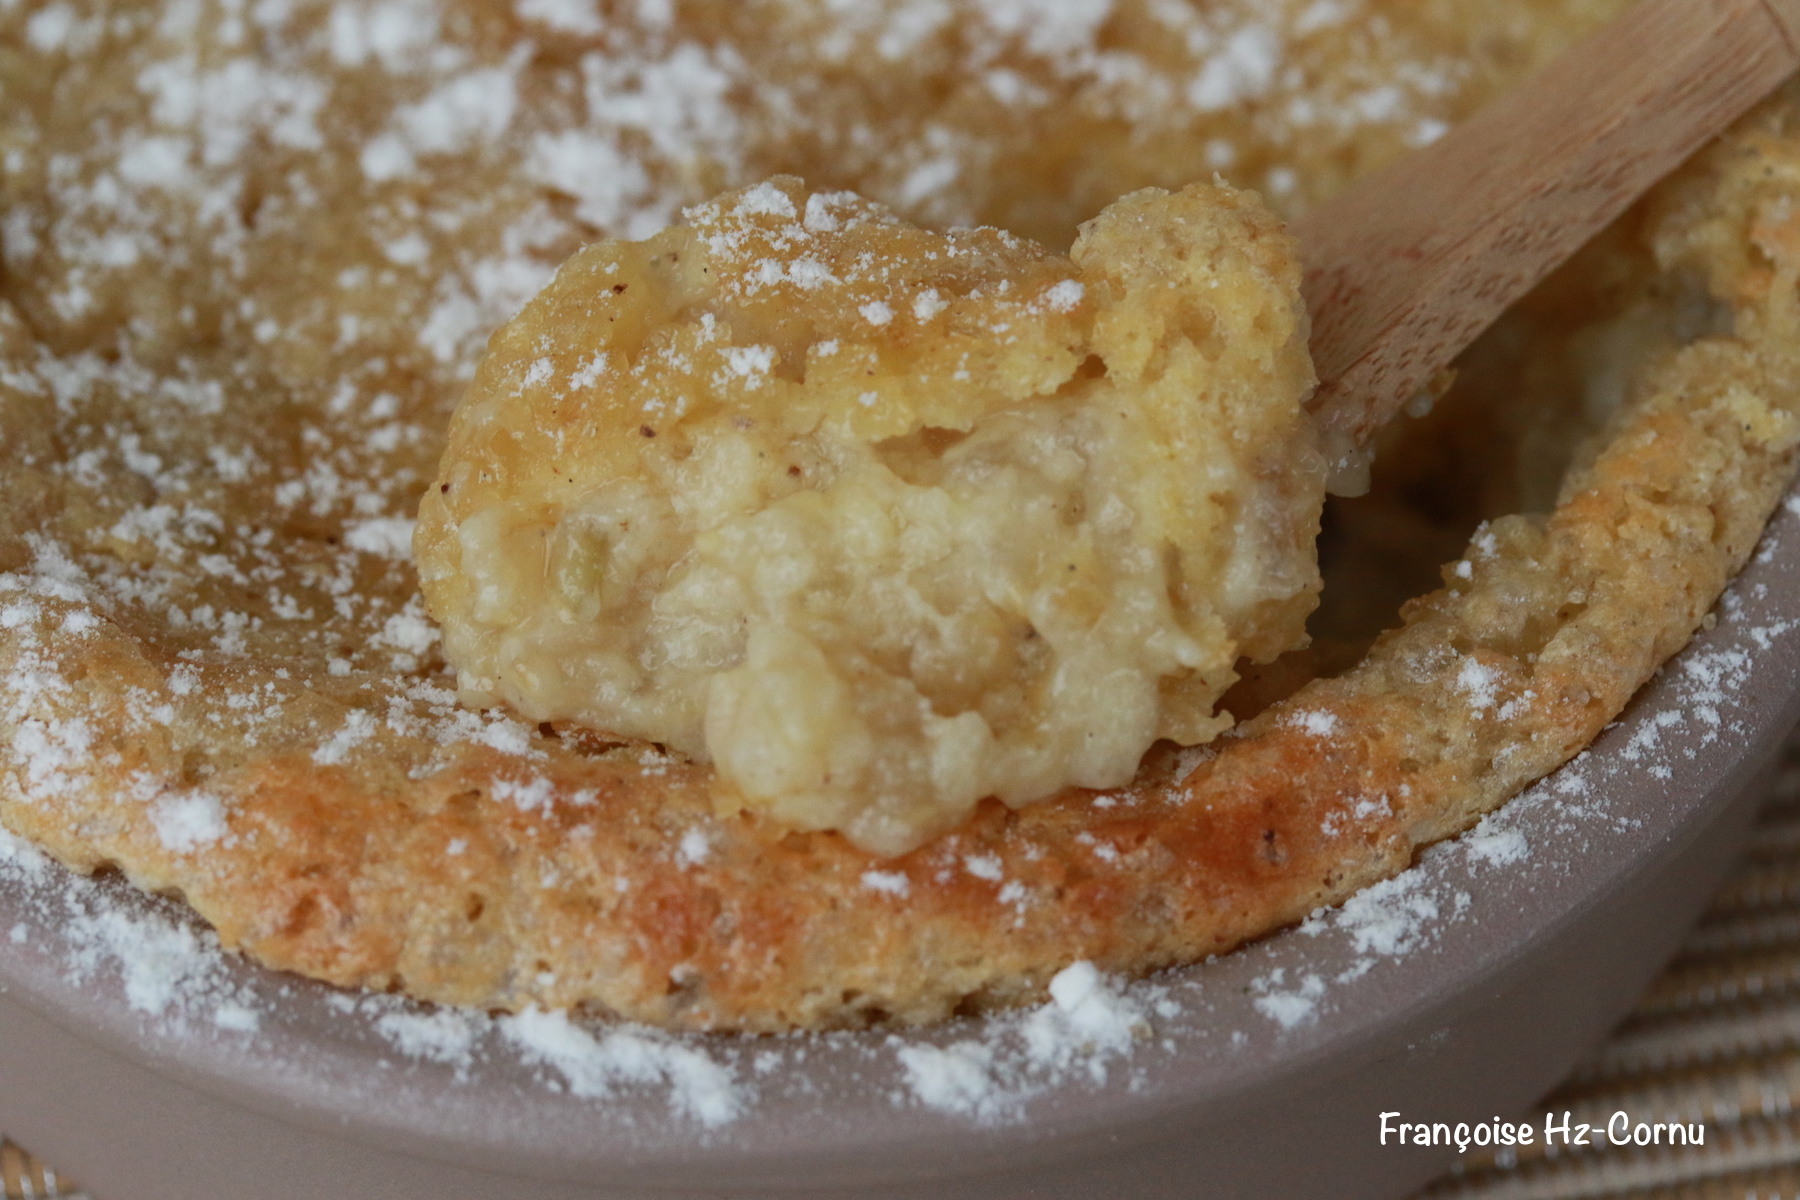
414, 0, 1800, 857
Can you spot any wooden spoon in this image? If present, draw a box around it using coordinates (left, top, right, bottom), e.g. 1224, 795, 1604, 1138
1296, 0, 1800, 494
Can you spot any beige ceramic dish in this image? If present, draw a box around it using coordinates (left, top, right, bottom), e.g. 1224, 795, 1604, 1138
0, 487, 1793, 1199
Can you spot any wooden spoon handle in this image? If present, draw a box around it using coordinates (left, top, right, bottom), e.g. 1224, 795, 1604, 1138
1295, 0, 1800, 494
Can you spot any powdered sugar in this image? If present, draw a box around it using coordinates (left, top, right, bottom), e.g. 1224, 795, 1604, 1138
1233, 509, 1800, 1033
515, 0, 603, 36
372, 1007, 480, 1074
1188, 24, 1281, 112
344, 516, 417, 560
502, 1008, 745, 1128
1042, 279, 1085, 312
0, 825, 259, 1035
1454, 656, 1500, 712
0, 813, 1176, 1134
149, 789, 231, 853
894, 960, 1153, 1121
1463, 819, 1529, 869
312, 709, 377, 765
362, 61, 524, 183
1284, 708, 1339, 737
963, 853, 1004, 880
1250, 968, 1326, 1028
676, 827, 710, 867
861, 869, 911, 897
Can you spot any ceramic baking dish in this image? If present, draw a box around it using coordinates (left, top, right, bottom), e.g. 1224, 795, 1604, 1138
0, 489, 1796, 1200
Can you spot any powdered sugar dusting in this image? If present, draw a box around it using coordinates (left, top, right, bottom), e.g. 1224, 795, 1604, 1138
1284, 708, 1338, 737
149, 789, 231, 853
343, 516, 418, 560
1237, 506, 1800, 1032
1463, 818, 1529, 868
373, 1008, 480, 1075
502, 1008, 745, 1128
0, 809, 1182, 1132
861, 869, 911, 897
1454, 656, 1499, 713
0, 824, 259, 1035
1250, 969, 1326, 1028
894, 960, 1153, 1122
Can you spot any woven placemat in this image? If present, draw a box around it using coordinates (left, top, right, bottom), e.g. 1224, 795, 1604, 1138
7, 731, 1800, 1200
0, 1142, 78, 1200
1414, 728, 1800, 1199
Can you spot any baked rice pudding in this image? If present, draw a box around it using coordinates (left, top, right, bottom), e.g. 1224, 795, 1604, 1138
2, 0, 1798, 1031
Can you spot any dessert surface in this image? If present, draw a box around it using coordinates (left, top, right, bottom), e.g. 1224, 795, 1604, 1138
2, 0, 1798, 1030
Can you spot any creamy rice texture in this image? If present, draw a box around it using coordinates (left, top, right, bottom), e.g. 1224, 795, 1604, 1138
415, 176, 1321, 854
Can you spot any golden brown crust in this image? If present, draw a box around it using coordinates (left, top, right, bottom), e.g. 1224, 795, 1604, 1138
3, 2, 1797, 1032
